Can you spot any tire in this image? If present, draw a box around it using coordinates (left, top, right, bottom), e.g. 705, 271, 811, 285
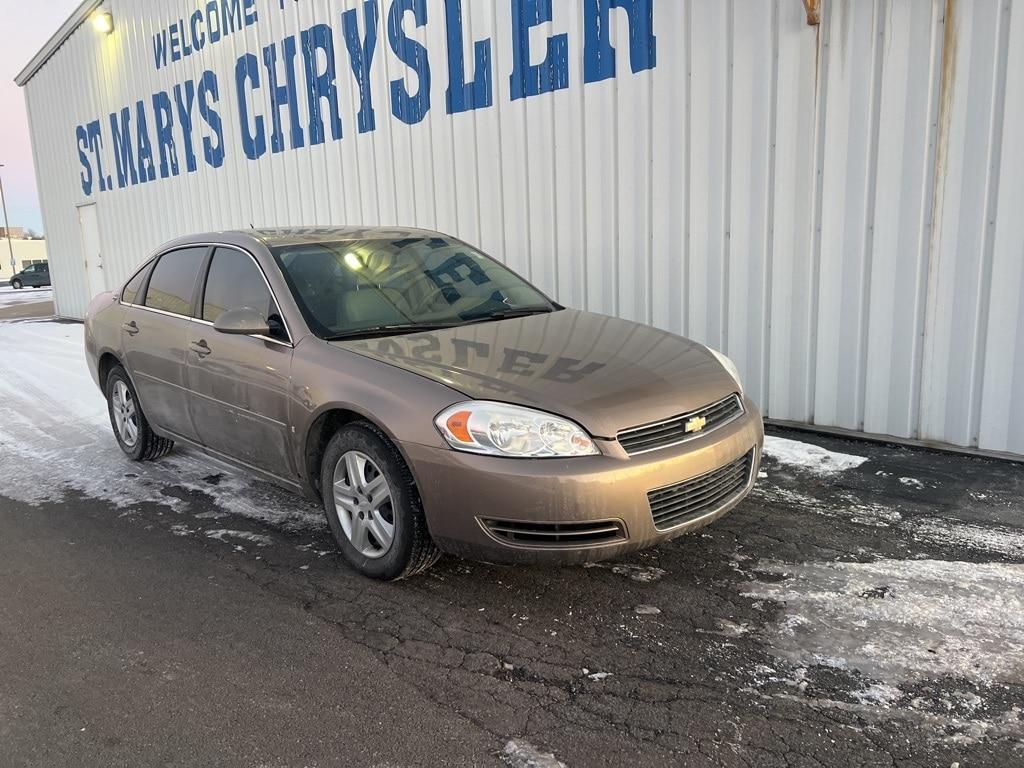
105, 365, 174, 461
321, 421, 441, 580
11, 279, 22, 289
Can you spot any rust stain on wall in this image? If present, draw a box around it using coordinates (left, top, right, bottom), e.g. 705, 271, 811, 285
930, 0, 958, 255
803, 0, 821, 26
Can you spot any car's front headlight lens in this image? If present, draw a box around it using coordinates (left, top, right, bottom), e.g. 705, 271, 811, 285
435, 401, 599, 458
705, 346, 744, 395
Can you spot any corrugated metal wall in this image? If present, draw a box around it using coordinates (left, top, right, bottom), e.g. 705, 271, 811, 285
21, 0, 1024, 456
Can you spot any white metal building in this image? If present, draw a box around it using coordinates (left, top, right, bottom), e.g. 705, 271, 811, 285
16, 0, 1024, 458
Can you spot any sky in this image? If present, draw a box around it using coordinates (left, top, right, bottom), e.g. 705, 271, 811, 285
0, 0, 81, 235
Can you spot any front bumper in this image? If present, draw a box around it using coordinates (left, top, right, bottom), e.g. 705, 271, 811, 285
404, 397, 764, 564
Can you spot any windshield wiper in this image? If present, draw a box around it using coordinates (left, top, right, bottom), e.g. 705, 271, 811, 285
325, 322, 462, 341
463, 306, 556, 324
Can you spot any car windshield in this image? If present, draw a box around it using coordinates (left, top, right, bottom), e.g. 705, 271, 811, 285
271, 237, 557, 339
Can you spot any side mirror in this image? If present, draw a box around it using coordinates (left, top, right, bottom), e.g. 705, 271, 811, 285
213, 307, 271, 336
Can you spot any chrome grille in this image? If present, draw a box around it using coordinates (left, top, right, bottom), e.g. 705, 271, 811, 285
617, 394, 744, 455
647, 450, 753, 530
481, 518, 626, 547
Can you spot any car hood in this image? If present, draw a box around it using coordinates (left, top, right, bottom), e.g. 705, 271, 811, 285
332, 309, 739, 438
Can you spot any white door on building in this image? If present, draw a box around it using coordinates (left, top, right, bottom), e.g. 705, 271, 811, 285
77, 203, 105, 298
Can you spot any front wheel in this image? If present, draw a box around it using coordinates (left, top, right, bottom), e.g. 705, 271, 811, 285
11, 279, 22, 289
321, 422, 441, 580
105, 365, 173, 461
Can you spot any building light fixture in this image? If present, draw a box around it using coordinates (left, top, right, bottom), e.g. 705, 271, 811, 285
92, 11, 114, 35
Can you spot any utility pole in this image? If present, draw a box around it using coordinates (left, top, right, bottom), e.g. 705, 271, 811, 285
0, 164, 15, 274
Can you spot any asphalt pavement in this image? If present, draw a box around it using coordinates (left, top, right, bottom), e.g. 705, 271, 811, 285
1, 430, 1022, 767
0, 313, 1022, 766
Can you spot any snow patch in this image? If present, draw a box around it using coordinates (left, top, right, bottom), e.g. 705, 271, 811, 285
762, 436, 868, 475
744, 558, 1024, 685
206, 529, 274, 547
851, 683, 904, 708
502, 740, 567, 768
0, 286, 53, 308
0, 321, 323, 534
912, 518, 1024, 559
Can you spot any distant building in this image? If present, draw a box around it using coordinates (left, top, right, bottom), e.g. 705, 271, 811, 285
0, 227, 25, 239
0, 238, 48, 281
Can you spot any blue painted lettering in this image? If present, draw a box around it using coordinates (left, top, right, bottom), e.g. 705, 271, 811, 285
342, 0, 379, 134
173, 80, 199, 173
301, 24, 342, 146
236, 53, 266, 160
109, 108, 138, 188
582, 0, 656, 83
388, 0, 431, 125
444, 0, 492, 114
510, 0, 568, 100
198, 71, 225, 168
262, 38, 305, 153
152, 91, 179, 178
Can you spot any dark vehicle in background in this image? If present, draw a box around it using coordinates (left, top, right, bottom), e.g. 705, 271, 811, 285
9, 262, 50, 289
84, 228, 763, 580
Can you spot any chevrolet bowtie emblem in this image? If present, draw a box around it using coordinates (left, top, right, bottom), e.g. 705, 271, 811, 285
684, 415, 707, 434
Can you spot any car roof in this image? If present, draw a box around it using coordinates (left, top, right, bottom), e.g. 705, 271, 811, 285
240, 226, 451, 248
152, 226, 457, 258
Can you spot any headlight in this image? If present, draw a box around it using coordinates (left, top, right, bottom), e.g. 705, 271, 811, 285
705, 346, 744, 395
435, 401, 599, 457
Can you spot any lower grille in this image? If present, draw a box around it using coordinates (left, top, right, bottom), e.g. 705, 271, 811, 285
647, 450, 753, 530
481, 518, 626, 547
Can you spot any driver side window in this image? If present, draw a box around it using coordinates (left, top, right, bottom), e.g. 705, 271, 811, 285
202, 248, 288, 342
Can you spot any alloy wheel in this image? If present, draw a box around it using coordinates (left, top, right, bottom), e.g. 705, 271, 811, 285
332, 450, 395, 559
111, 380, 139, 447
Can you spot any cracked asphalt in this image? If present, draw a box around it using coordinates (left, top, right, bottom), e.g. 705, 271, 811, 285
2, 425, 1022, 767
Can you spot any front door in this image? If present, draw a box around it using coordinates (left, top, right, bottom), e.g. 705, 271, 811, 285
77, 204, 105, 298
122, 246, 208, 442
187, 246, 294, 478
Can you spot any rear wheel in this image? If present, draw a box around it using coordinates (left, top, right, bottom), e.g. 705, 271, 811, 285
11, 279, 22, 289
321, 422, 441, 580
105, 365, 173, 461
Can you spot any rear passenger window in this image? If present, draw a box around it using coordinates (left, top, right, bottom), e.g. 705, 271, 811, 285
143, 248, 207, 315
202, 248, 287, 340
121, 264, 149, 304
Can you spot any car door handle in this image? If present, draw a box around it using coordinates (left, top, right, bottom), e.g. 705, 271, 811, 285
190, 339, 212, 358
122, 321, 139, 336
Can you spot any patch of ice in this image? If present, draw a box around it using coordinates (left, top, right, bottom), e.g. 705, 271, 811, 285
587, 671, 612, 681
912, 518, 1024, 559
762, 436, 868, 475
715, 619, 751, 637
744, 558, 1024, 685
206, 529, 274, 547
502, 740, 567, 768
634, 605, 661, 615
851, 683, 903, 708
900, 477, 925, 489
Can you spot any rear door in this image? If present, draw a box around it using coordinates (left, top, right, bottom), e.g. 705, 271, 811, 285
122, 246, 208, 442
186, 246, 294, 478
